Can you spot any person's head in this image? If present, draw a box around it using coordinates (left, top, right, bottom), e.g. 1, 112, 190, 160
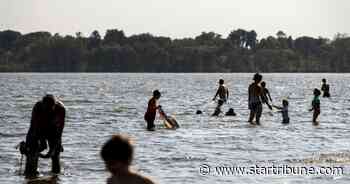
313, 88, 321, 97
42, 94, 56, 112
261, 81, 266, 88
322, 78, 326, 83
153, 90, 161, 99
101, 134, 134, 174
282, 99, 289, 107
219, 79, 224, 85
253, 73, 262, 83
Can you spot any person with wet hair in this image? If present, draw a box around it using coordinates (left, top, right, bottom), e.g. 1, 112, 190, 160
24, 94, 65, 177
248, 73, 263, 125
144, 90, 161, 131
309, 88, 321, 124
321, 78, 330, 98
101, 135, 156, 184
212, 79, 229, 116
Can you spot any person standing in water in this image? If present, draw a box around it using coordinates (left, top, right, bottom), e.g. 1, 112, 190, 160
101, 134, 156, 184
309, 88, 321, 125
273, 99, 289, 124
248, 73, 263, 125
321, 78, 330, 97
144, 90, 161, 131
261, 81, 273, 110
24, 94, 65, 177
212, 79, 229, 116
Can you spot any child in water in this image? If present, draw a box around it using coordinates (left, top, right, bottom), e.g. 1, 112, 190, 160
273, 99, 289, 124
261, 81, 273, 110
309, 88, 321, 124
144, 90, 161, 131
101, 135, 156, 184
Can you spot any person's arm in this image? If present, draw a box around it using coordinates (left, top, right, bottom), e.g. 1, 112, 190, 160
267, 90, 272, 102
226, 87, 229, 101
272, 105, 282, 110
213, 88, 219, 100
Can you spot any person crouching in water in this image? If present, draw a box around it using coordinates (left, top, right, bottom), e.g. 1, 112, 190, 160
24, 94, 65, 177
273, 99, 289, 124
261, 81, 273, 110
248, 73, 263, 125
144, 90, 161, 131
212, 79, 229, 116
101, 135, 156, 184
309, 88, 321, 125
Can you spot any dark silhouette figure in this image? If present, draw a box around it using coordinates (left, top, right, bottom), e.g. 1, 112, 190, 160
24, 95, 65, 177
101, 135, 156, 184
144, 90, 161, 131
248, 73, 263, 125
261, 81, 273, 110
321, 78, 330, 97
309, 89, 321, 125
212, 79, 229, 116
225, 108, 236, 116
273, 99, 289, 124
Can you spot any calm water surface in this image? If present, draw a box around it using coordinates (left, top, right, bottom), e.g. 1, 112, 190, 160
0, 73, 350, 184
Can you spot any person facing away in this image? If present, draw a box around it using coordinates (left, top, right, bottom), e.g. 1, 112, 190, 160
261, 81, 273, 110
212, 79, 229, 116
144, 90, 161, 131
321, 78, 330, 98
248, 73, 263, 125
309, 88, 321, 124
101, 135, 156, 184
24, 94, 65, 177
273, 99, 289, 124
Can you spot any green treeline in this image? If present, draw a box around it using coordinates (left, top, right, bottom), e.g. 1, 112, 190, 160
0, 29, 349, 72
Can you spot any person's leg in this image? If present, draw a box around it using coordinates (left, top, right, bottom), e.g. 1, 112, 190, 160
256, 103, 263, 125
24, 152, 39, 177
248, 103, 256, 123
146, 119, 155, 131
51, 153, 61, 174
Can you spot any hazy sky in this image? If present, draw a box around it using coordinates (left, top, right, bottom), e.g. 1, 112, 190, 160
1, 0, 349, 39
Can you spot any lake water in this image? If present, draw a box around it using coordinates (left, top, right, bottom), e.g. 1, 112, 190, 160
0, 73, 350, 184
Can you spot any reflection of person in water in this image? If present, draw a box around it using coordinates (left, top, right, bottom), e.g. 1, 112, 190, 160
144, 90, 161, 131
24, 95, 65, 177
321, 78, 330, 98
212, 79, 229, 116
248, 73, 263, 125
101, 135, 157, 184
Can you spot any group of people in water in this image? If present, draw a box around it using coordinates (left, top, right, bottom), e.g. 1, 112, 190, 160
146, 73, 331, 129
19, 73, 331, 184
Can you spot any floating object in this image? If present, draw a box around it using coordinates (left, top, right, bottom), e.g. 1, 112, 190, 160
196, 110, 202, 114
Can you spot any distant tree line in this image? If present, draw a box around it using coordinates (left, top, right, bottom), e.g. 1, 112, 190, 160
0, 28, 349, 72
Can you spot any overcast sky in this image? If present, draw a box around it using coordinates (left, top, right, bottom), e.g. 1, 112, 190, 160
1, 0, 349, 39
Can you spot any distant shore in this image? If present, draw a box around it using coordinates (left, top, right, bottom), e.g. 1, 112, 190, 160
1, 29, 349, 72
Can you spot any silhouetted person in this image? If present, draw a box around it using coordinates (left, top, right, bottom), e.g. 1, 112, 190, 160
144, 90, 161, 131
212, 79, 229, 116
273, 99, 289, 124
309, 88, 321, 125
24, 95, 65, 177
101, 135, 156, 184
261, 81, 273, 110
321, 78, 330, 97
248, 73, 263, 125
225, 108, 236, 116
